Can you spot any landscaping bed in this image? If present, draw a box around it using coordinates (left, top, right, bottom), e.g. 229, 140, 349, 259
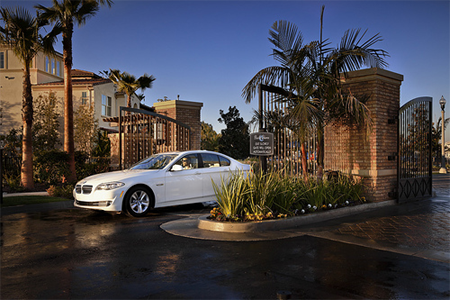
208, 169, 367, 223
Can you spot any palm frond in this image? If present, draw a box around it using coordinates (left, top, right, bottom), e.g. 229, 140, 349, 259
242, 66, 292, 103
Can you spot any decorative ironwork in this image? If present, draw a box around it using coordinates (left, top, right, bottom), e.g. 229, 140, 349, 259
258, 84, 317, 176
119, 107, 190, 169
398, 97, 432, 203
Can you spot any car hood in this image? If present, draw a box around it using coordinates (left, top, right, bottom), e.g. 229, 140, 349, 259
77, 169, 161, 185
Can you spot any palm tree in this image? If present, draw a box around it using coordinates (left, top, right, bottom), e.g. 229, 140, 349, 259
309, 6, 388, 175
243, 7, 388, 179
108, 69, 155, 108
0, 6, 59, 189
243, 20, 322, 178
36, 0, 113, 182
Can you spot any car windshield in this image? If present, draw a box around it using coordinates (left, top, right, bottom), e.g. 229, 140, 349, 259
130, 154, 178, 170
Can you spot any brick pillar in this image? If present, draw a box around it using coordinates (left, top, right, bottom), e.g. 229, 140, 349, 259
153, 100, 203, 150
324, 68, 403, 202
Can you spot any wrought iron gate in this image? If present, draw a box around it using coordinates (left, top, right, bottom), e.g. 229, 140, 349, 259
398, 97, 432, 203
258, 84, 317, 176
119, 107, 190, 169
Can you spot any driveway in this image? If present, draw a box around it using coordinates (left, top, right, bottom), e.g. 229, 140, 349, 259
1, 201, 449, 299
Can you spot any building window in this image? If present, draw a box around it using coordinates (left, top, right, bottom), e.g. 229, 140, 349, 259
51, 58, 55, 74
0, 52, 4, 69
45, 56, 49, 72
101, 95, 111, 116
56, 61, 61, 76
81, 92, 88, 105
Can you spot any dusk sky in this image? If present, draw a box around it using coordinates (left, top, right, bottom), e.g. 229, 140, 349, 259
3, 0, 450, 138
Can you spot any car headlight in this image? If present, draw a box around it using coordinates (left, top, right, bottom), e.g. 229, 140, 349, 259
96, 182, 125, 190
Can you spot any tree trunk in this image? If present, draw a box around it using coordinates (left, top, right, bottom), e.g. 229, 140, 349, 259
127, 93, 132, 108
63, 24, 77, 182
21, 64, 34, 189
316, 122, 324, 181
301, 141, 308, 181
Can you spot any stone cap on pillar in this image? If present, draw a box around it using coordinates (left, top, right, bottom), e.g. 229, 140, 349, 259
153, 100, 203, 111
341, 68, 404, 85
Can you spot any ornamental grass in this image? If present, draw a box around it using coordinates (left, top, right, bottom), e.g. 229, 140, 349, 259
210, 169, 365, 222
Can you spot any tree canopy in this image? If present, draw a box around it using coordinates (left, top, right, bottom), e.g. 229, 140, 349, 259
218, 106, 249, 160
242, 6, 389, 178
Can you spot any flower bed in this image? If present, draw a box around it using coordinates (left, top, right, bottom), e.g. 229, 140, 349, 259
209, 169, 366, 223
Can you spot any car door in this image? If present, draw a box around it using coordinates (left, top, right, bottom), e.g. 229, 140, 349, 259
200, 153, 231, 200
164, 154, 203, 205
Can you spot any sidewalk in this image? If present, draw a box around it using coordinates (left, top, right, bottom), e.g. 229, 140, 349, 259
2, 191, 48, 198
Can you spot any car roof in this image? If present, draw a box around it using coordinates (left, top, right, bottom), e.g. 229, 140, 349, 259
161, 150, 224, 155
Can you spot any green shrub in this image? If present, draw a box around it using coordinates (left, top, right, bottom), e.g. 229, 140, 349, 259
3, 172, 24, 192
212, 170, 248, 219
211, 169, 366, 222
33, 150, 71, 185
75, 151, 110, 181
46, 184, 74, 199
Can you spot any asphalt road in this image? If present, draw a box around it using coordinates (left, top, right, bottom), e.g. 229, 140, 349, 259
1, 201, 449, 299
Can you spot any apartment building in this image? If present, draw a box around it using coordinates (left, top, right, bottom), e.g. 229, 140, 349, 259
0, 44, 63, 135
0, 44, 139, 137
32, 69, 140, 133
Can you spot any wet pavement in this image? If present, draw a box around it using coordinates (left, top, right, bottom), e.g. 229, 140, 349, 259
0, 174, 449, 299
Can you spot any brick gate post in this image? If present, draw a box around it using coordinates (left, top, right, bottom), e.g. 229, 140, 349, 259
324, 68, 403, 202
153, 100, 203, 150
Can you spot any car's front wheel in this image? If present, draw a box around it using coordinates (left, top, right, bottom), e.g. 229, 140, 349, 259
124, 186, 153, 217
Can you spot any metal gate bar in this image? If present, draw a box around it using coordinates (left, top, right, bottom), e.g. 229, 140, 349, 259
398, 97, 432, 203
259, 84, 317, 176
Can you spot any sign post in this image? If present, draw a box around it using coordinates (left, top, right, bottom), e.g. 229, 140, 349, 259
250, 132, 273, 173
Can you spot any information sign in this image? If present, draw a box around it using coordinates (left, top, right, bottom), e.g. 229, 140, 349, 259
250, 132, 274, 156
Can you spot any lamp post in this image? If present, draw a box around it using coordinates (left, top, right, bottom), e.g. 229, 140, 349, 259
439, 96, 447, 174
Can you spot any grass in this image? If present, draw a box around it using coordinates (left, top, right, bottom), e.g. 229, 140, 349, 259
1, 196, 71, 207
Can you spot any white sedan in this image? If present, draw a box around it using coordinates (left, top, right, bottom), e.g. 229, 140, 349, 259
73, 150, 251, 217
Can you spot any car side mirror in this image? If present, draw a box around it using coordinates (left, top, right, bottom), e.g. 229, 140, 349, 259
171, 164, 183, 172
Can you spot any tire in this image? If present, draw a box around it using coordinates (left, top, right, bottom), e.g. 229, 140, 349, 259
124, 186, 153, 217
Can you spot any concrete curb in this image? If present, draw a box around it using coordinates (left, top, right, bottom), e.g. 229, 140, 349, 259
196, 200, 397, 233
3, 191, 49, 198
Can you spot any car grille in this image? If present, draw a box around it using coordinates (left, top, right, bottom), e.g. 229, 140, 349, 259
75, 184, 93, 194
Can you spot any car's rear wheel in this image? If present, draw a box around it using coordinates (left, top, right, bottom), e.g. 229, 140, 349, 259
124, 186, 153, 217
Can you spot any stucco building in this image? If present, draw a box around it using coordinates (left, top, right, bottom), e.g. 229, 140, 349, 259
1, 45, 202, 154
0, 44, 64, 135
32, 69, 140, 133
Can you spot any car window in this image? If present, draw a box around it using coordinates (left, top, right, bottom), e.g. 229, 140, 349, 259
174, 154, 198, 170
201, 153, 221, 168
218, 155, 231, 167
130, 154, 178, 170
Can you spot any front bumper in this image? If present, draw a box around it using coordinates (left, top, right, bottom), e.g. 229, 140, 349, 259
73, 186, 124, 212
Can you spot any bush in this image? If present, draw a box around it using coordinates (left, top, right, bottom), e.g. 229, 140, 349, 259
75, 151, 110, 180
47, 184, 74, 199
211, 169, 366, 222
33, 150, 71, 185
3, 172, 24, 193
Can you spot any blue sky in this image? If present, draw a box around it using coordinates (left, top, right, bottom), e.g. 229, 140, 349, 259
4, 0, 450, 139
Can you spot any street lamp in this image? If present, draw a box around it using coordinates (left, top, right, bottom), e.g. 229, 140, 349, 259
439, 96, 447, 174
